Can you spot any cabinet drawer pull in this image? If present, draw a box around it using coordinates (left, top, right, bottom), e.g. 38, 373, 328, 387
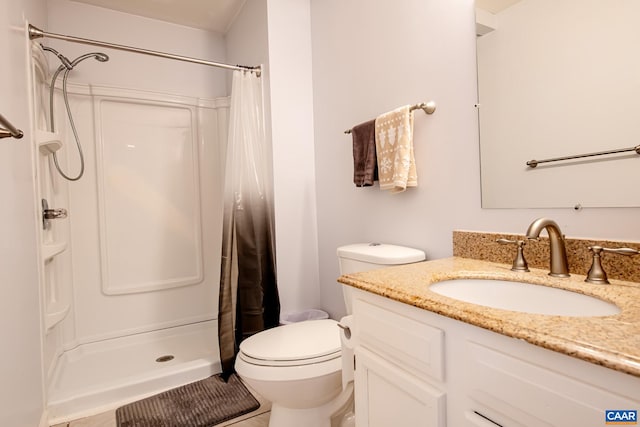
473, 411, 503, 427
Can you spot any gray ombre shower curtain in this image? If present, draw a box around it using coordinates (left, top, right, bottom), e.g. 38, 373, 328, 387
219, 70, 280, 375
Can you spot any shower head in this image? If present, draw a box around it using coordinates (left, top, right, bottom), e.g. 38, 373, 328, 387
70, 52, 110, 68
40, 44, 73, 70
40, 45, 108, 70
94, 53, 109, 62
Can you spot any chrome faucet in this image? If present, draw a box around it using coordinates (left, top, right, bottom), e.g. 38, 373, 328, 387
525, 218, 570, 277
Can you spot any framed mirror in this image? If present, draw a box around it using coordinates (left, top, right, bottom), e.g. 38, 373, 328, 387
476, 0, 640, 208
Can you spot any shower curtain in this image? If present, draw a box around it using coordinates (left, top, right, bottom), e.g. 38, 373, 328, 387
219, 71, 280, 375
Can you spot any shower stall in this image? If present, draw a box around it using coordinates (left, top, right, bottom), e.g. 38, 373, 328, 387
27, 25, 250, 423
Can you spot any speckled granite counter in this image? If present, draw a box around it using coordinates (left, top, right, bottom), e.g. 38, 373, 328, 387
338, 257, 640, 377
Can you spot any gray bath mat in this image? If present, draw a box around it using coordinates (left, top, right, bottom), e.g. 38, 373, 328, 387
116, 374, 260, 427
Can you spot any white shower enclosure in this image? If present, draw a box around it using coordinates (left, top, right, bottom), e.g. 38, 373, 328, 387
29, 41, 227, 423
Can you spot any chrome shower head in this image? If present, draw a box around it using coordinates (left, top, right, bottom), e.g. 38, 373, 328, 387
40, 44, 73, 70
70, 52, 110, 68
94, 53, 109, 62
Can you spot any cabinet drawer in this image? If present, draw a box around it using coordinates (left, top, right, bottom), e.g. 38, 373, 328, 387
466, 341, 640, 427
353, 298, 444, 382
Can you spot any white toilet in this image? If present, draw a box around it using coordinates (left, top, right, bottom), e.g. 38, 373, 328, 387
234, 243, 426, 427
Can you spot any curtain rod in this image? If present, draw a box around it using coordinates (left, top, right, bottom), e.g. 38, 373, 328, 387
28, 24, 261, 75
0, 113, 24, 139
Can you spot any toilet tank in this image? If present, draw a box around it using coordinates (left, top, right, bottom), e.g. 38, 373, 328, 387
337, 243, 426, 315
337, 243, 426, 274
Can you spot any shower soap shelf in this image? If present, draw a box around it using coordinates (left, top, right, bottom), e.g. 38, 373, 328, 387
45, 302, 70, 331
37, 130, 62, 155
42, 241, 67, 261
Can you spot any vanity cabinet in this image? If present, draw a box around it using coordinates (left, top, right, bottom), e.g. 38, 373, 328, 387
353, 296, 446, 426
349, 288, 640, 427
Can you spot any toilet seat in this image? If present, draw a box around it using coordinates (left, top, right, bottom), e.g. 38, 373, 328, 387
238, 319, 341, 367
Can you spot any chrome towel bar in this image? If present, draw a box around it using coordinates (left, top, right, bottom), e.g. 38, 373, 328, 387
344, 101, 436, 134
527, 145, 640, 168
0, 113, 24, 139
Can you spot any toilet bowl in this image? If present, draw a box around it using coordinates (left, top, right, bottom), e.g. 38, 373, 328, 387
235, 319, 349, 427
235, 243, 426, 427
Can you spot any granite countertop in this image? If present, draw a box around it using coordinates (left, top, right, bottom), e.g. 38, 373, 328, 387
338, 257, 640, 377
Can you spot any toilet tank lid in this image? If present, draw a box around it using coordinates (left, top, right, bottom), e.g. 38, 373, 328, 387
337, 243, 425, 265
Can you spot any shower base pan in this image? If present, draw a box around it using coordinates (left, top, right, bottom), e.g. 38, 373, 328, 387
47, 320, 221, 424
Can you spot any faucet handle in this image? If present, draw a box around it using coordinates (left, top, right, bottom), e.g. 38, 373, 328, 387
497, 239, 530, 272
601, 247, 640, 256
585, 246, 640, 284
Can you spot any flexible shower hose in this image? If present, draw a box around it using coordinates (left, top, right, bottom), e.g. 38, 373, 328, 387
49, 67, 85, 181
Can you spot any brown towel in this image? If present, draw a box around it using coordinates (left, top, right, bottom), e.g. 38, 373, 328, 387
351, 119, 378, 187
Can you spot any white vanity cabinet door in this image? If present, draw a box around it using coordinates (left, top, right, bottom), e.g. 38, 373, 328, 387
354, 346, 446, 427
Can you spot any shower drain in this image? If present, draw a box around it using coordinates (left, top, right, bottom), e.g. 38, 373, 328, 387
155, 355, 175, 363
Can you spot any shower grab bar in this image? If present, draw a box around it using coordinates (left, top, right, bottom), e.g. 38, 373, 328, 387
526, 145, 640, 168
0, 113, 24, 139
28, 24, 261, 75
344, 101, 436, 134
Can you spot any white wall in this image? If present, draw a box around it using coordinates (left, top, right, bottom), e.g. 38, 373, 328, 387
266, 0, 320, 316
46, 0, 228, 99
226, 0, 321, 317
224, 0, 269, 92
1, 0, 47, 425
311, 0, 640, 319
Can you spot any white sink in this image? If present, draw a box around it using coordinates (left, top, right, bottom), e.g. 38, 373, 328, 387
429, 279, 620, 317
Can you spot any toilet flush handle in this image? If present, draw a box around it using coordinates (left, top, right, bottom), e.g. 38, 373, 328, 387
337, 323, 351, 339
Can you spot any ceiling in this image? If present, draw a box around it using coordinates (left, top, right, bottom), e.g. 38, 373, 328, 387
70, 1, 521, 33
475, 0, 521, 13
70, 0, 246, 33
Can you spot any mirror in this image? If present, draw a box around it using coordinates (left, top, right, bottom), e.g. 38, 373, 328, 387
476, 0, 640, 208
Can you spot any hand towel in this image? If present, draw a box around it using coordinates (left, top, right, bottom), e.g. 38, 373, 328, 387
375, 105, 417, 192
351, 119, 378, 187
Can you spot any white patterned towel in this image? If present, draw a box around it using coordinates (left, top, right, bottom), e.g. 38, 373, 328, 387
374, 105, 417, 192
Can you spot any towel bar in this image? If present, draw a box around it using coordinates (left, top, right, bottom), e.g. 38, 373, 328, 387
0, 113, 24, 139
344, 101, 436, 134
526, 145, 640, 168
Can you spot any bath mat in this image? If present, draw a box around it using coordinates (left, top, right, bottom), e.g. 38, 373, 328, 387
116, 373, 260, 427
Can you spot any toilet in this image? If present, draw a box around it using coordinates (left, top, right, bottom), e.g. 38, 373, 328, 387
234, 243, 426, 427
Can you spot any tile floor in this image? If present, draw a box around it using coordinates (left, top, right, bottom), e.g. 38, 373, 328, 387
50, 383, 271, 427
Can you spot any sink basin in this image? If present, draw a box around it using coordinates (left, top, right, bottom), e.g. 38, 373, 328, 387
429, 279, 620, 317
